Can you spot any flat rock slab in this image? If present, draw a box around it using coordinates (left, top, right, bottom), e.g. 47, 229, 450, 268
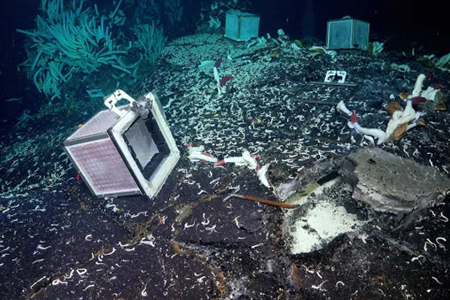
342, 148, 450, 213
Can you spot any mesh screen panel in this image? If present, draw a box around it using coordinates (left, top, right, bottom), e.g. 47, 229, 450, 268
226, 12, 259, 41
354, 21, 369, 47
67, 110, 120, 141
225, 13, 239, 40
67, 138, 139, 195
240, 16, 259, 41
328, 20, 352, 49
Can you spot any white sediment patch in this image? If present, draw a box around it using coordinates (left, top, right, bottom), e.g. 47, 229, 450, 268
285, 179, 366, 254
290, 201, 364, 254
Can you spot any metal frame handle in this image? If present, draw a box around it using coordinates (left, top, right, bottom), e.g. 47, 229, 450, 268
104, 89, 137, 117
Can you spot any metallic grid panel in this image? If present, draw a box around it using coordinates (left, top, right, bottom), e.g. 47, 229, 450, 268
67, 138, 139, 195
354, 21, 369, 47
240, 16, 259, 41
67, 110, 120, 141
225, 13, 239, 41
328, 20, 352, 49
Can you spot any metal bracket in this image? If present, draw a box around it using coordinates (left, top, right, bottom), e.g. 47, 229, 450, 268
310, 81, 358, 88
104, 89, 137, 117
324, 70, 347, 84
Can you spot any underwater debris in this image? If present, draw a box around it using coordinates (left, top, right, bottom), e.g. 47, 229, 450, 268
390, 63, 410, 73
386, 101, 403, 115
336, 100, 352, 116
337, 73, 439, 144
214, 151, 259, 170
371, 41, 384, 56
434, 103, 447, 111
187, 145, 219, 163
348, 110, 388, 144
223, 193, 298, 209
219, 74, 234, 87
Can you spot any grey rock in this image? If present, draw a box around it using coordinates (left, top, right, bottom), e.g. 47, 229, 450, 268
339, 148, 450, 229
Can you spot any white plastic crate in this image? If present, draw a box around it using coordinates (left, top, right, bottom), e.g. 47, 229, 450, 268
64, 90, 180, 199
326, 17, 370, 50
224, 10, 260, 42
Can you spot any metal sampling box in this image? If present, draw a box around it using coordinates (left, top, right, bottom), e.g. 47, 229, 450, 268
326, 17, 370, 50
224, 10, 260, 42
63, 90, 180, 199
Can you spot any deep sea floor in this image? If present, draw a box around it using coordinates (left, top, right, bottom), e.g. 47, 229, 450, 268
1, 34, 449, 299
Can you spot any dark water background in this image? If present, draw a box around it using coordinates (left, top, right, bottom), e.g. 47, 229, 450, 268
0, 0, 448, 130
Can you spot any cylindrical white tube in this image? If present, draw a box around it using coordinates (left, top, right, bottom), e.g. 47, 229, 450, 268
242, 151, 258, 169
189, 153, 218, 163
412, 74, 426, 97
336, 101, 352, 116
353, 122, 388, 144
224, 156, 246, 165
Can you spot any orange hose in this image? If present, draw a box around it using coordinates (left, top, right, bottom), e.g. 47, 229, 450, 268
230, 194, 298, 209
